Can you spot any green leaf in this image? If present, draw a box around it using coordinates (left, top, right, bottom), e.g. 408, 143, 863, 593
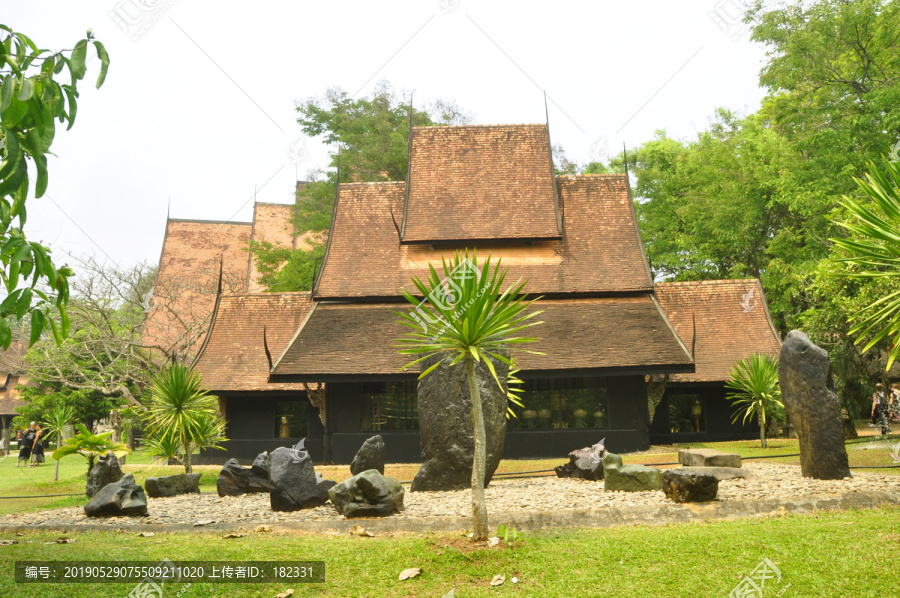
0, 96, 28, 127
0, 319, 10, 350
93, 41, 109, 88
70, 40, 87, 81
33, 153, 47, 197
0, 76, 14, 112
29, 308, 45, 345
16, 76, 35, 101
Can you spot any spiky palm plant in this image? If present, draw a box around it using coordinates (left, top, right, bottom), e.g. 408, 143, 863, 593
725, 353, 783, 448
396, 251, 541, 540
51, 423, 129, 477
143, 364, 226, 474
832, 160, 900, 369
42, 405, 78, 481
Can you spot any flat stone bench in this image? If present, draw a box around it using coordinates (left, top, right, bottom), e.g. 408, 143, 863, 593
678, 448, 741, 469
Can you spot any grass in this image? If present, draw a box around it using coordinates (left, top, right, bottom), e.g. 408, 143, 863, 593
0, 506, 897, 596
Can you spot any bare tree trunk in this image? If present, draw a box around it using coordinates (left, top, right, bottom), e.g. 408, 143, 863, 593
465, 355, 489, 541
758, 405, 767, 449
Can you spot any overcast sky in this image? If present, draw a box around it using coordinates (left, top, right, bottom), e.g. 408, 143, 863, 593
5, 0, 769, 270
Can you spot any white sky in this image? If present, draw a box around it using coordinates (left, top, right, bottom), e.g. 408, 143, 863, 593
4, 0, 768, 269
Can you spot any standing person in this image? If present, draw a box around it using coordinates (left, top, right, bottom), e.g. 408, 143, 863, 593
29, 424, 44, 467
16, 422, 35, 468
891, 384, 900, 424
872, 385, 891, 436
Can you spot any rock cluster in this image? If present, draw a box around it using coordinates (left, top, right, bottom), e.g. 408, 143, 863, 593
269, 447, 336, 511
216, 456, 270, 497
662, 470, 718, 503
554, 438, 607, 481
85, 452, 124, 498
678, 448, 741, 469
602, 452, 662, 492
329, 469, 405, 518
350, 435, 385, 476
779, 330, 851, 480
145, 473, 201, 498
84, 474, 148, 517
412, 350, 509, 492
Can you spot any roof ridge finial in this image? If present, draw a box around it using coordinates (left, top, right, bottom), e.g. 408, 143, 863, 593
544, 89, 549, 127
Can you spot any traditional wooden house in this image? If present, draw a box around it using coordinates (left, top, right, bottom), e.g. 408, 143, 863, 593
265, 123, 697, 463
183, 124, 782, 465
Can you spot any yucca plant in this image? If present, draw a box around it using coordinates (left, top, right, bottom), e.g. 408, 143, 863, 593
725, 353, 783, 448
832, 159, 900, 369
42, 405, 78, 482
143, 364, 227, 474
51, 423, 130, 477
396, 250, 542, 540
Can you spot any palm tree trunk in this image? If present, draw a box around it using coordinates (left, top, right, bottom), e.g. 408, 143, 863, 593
183, 440, 192, 474
465, 354, 489, 541
54, 436, 61, 482
758, 404, 767, 448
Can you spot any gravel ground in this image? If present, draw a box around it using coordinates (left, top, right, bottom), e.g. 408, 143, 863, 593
1, 463, 898, 528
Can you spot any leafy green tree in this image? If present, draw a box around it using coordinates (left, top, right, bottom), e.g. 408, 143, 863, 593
142, 364, 226, 474
251, 83, 473, 291
396, 252, 541, 540
0, 26, 109, 349
42, 404, 77, 481
51, 423, 129, 478
725, 354, 784, 448
14, 387, 124, 433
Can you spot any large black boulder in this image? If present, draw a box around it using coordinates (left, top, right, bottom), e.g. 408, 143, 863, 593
145, 473, 201, 498
412, 349, 509, 492
554, 438, 606, 481
86, 452, 124, 498
216, 457, 270, 497
84, 473, 148, 517
269, 447, 335, 511
779, 330, 851, 480
661, 470, 718, 503
350, 435, 385, 476
329, 469, 404, 518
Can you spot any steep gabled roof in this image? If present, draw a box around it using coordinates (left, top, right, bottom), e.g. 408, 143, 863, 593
143, 219, 252, 356
655, 279, 782, 383
314, 174, 653, 299
193, 293, 313, 392
270, 296, 693, 381
246, 203, 297, 293
400, 124, 561, 243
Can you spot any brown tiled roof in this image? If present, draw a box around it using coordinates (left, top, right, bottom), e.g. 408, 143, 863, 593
0, 340, 27, 377
655, 279, 782, 383
401, 124, 561, 242
193, 293, 313, 392
270, 296, 693, 380
143, 219, 252, 356
247, 203, 296, 293
0, 374, 28, 416
314, 174, 652, 298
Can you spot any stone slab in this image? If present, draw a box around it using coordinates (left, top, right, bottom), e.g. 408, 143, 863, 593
678, 449, 741, 468
676, 466, 750, 480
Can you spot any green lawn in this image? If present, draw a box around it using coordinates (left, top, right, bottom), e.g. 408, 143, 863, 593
0, 506, 897, 597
